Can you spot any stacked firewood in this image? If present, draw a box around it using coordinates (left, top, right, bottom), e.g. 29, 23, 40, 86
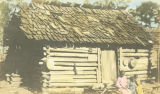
5, 73, 22, 87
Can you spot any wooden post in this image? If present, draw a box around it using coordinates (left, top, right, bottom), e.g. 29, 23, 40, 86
158, 49, 160, 83
97, 48, 102, 83
119, 47, 123, 76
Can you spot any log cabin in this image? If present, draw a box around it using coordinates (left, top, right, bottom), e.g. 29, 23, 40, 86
151, 26, 160, 83
3, 3, 154, 93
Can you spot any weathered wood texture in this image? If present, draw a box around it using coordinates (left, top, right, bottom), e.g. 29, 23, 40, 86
158, 49, 160, 83
119, 48, 150, 80
101, 50, 117, 83
42, 87, 84, 94
42, 47, 100, 87
150, 44, 160, 83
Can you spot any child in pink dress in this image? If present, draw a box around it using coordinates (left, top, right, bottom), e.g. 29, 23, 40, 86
116, 72, 131, 94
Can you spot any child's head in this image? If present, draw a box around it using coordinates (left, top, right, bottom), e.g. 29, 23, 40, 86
130, 76, 134, 82
134, 74, 138, 79
120, 71, 125, 77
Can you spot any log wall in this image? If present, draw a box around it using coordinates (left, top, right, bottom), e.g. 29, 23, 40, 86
150, 44, 160, 82
119, 48, 151, 81
41, 47, 100, 88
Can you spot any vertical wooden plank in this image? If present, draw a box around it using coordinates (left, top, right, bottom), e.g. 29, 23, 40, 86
97, 48, 102, 83
119, 47, 123, 76
158, 49, 160, 83
110, 50, 117, 82
101, 49, 117, 83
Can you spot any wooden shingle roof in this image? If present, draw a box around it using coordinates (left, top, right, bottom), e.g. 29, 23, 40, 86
16, 3, 153, 45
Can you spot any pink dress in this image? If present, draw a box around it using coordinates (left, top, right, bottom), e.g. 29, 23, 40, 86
116, 76, 131, 94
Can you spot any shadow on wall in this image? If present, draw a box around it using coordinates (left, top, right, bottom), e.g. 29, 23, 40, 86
1, 42, 44, 92
0, 14, 44, 92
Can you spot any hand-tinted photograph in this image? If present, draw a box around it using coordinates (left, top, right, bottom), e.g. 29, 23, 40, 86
0, 0, 160, 94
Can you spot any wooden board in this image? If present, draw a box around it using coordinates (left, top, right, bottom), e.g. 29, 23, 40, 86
50, 57, 97, 62
49, 52, 97, 58
49, 70, 97, 75
122, 49, 149, 53
122, 53, 149, 57
54, 62, 98, 67
77, 71, 97, 75
49, 71, 75, 75
76, 67, 97, 71
121, 49, 135, 53
53, 57, 88, 62
120, 67, 148, 71
50, 66, 73, 70
125, 71, 148, 76
48, 79, 97, 83
49, 75, 97, 79
47, 48, 97, 53
47, 83, 96, 87
137, 49, 149, 53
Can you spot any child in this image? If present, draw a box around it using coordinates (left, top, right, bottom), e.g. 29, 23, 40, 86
128, 76, 137, 94
134, 75, 144, 94
116, 71, 131, 94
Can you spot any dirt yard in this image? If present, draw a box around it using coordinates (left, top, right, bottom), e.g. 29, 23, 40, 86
0, 80, 159, 94
0, 81, 34, 94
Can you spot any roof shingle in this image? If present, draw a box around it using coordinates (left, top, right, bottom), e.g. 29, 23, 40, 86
16, 3, 153, 46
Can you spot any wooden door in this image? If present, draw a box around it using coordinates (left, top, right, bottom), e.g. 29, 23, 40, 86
101, 50, 117, 84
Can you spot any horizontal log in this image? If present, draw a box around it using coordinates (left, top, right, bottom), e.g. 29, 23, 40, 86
121, 49, 135, 53
75, 63, 98, 66
49, 75, 97, 79
122, 49, 149, 53
76, 67, 97, 71
49, 71, 75, 75
137, 75, 149, 78
50, 66, 73, 71
126, 77, 155, 81
50, 75, 73, 80
44, 47, 97, 53
51, 57, 87, 62
126, 74, 148, 78
122, 58, 149, 63
137, 49, 149, 53
49, 52, 97, 58
49, 71, 97, 75
122, 53, 149, 57
120, 67, 148, 72
77, 71, 97, 75
54, 62, 98, 66
48, 66, 97, 71
47, 79, 97, 83
43, 47, 97, 51
49, 66, 97, 71
46, 83, 96, 87
74, 75, 97, 79
124, 71, 148, 75
51, 57, 97, 62
120, 64, 148, 71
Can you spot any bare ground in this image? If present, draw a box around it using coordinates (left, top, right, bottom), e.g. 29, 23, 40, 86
0, 81, 159, 94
